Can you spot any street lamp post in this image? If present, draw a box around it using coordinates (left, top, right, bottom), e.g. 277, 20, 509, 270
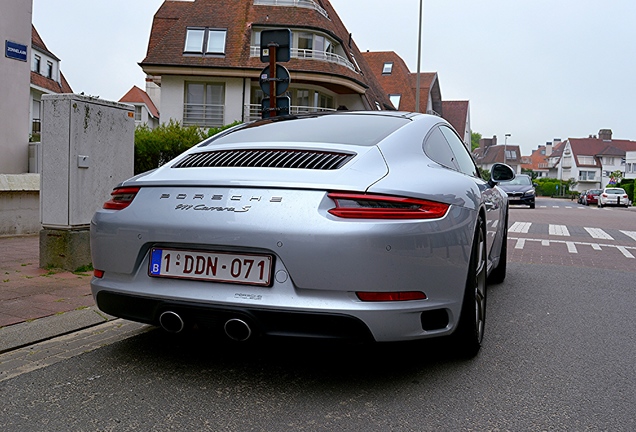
504, 133, 511, 164
415, 0, 423, 112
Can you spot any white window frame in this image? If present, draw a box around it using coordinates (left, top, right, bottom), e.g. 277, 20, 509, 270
184, 28, 227, 55
206, 30, 227, 54
382, 62, 393, 74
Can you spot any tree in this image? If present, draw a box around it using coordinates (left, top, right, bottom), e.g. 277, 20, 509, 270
609, 170, 623, 185
471, 131, 482, 151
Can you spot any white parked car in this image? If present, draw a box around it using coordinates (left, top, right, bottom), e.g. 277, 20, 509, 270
598, 187, 630, 208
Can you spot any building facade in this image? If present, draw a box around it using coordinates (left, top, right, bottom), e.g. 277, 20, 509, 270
140, 0, 392, 129
1, 0, 32, 174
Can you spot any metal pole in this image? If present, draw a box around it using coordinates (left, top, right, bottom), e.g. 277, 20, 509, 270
415, 0, 423, 113
268, 44, 277, 118
504, 133, 511, 164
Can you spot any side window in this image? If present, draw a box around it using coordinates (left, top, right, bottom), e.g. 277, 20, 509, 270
440, 125, 479, 177
423, 126, 459, 171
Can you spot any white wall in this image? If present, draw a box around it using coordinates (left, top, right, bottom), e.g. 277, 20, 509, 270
0, 0, 32, 174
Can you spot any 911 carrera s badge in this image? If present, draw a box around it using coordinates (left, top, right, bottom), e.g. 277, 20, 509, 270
174, 204, 252, 212
160, 193, 283, 212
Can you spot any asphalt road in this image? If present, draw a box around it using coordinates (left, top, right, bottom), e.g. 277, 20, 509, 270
1, 198, 635, 431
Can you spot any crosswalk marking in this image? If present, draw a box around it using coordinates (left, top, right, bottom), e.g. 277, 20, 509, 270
591, 243, 602, 250
617, 246, 635, 259
510, 222, 531, 233
542, 240, 550, 246
584, 227, 613, 240
566, 241, 578, 253
549, 224, 570, 236
621, 231, 636, 242
515, 238, 526, 249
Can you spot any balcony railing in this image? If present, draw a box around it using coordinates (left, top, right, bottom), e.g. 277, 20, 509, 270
250, 46, 356, 72
253, 0, 329, 19
183, 103, 224, 127
245, 104, 336, 122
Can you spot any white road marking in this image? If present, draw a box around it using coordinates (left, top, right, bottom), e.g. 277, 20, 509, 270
508, 236, 636, 259
620, 231, 636, 242
584, 227, 614, 240
549, 224, 570, 236
509, 222, 532, 233
491, 220, 499, 229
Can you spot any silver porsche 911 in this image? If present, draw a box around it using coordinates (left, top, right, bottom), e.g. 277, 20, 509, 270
90, 111, 514, 357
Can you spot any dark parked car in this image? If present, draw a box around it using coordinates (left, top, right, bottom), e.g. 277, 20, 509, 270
497, 174, 536, 208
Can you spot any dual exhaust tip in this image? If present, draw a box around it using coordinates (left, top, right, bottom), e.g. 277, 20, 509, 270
158, 311, 252, 342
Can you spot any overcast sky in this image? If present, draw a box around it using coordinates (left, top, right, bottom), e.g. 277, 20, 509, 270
32, 0, 636, 155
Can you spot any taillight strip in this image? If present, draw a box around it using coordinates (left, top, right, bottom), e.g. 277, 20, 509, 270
328, 192, 449, 220
103, 187, 140, 210
356, 291, 427, 301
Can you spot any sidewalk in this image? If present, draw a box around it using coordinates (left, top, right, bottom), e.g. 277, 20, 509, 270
0, 234, 111, 352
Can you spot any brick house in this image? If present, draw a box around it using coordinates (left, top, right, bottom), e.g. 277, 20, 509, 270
361, 50, 471, 147
139, 0, 393, 128
549, 130, 636, 191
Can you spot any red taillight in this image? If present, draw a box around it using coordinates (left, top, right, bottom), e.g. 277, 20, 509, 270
356, 291, 427, 301
103, 187, 140, 210
93, 269, 105, 278
601, 193, 608, 197
327, 192, 449, 219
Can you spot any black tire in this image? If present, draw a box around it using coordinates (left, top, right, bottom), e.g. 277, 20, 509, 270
453, 216, 488, 358
529, 203, 535, 209
488, 211, 508, 285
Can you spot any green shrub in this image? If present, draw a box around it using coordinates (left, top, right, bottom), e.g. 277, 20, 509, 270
134, 120, 242, 175
617, 178, 634, 205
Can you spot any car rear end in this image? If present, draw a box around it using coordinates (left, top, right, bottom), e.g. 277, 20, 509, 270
599, 188, 629, 207
586, 189, 601, 205
90, 113, 476, 343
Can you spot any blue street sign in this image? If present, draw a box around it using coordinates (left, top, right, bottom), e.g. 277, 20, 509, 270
5, 40, 28, 62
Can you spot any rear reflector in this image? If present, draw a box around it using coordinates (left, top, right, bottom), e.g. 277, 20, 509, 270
103, 187, 140, 210
94, 269, 105, 278
356, 291, 427, 302
328, 192, 449, 219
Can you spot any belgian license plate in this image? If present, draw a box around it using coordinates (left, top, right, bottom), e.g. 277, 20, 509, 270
149, 248, 272, 286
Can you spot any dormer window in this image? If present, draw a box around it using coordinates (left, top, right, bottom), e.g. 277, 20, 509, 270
389, 94, 401, 109
382, 62, 393, 74
184, 28, 227, 55
206, 30, 227, 54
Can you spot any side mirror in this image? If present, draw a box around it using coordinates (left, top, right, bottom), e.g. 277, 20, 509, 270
488, 163, 515, 188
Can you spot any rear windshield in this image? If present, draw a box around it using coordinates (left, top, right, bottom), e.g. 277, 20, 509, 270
588, 189, 602, 194
202, 114, 410, 147
605, 188, 626, 194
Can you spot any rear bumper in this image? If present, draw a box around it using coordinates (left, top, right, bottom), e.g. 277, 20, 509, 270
506, 194, 535, 206
94, 290, 453, 342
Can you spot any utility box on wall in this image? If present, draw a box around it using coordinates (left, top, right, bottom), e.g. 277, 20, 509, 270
40, 94, 134, 270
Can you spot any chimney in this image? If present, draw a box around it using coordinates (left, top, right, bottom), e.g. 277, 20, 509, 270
598, 129, 612, 141
546, 142, 552, 156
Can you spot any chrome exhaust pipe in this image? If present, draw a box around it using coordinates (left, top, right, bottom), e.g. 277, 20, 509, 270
224, 318, 252, 342
159, 311, 185, 334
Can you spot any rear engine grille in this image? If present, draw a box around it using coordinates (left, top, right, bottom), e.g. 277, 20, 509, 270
172, 149, 354, 170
